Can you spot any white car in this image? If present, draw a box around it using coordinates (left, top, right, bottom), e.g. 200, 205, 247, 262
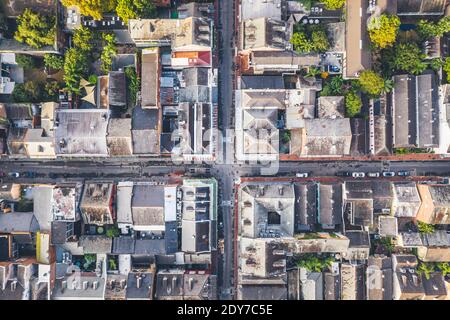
367, 172, 380, 178
296, 173, 309, 178
352, 172, 365, 178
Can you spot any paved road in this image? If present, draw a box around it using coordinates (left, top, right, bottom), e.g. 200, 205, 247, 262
217, 0, 236, 300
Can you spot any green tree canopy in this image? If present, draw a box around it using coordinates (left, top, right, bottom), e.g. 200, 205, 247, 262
391, 43, 427, 75
290, 25, 329, 53
321, 0, 345, 10
444, 57, 450, 83
358, 70, 385, 96
116, 0, 156, 23
100, 33, 117, 73
417, 221, 435, 234
73, 26, 95, 52
63, 48, 89, 94
345, 91, 362, 117
14, 9, 56, 48
15, 54, 38, 69
44, 54, 64, 70
61, 0, 116, 20
368, 14, 400, 48
418, 17, 450, 38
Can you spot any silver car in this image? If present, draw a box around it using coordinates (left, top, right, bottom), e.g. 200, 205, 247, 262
352, 172, 365, 178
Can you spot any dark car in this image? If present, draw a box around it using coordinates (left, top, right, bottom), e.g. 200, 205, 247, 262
382, 172, 396, 177
24, 171, 36, 178
336, 172, 351, 177
397, 171, 411, 177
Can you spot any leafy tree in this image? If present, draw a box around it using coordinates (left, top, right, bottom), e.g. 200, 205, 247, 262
100, 33, 117, 73
305, 66, 321, 78
125, 66, 140, 105
12, 81, 43, 102
106, 225, 120, 238
321, 0, 345, 10
116, 0, 156, 23
345, 91, 362, 117
12, 83, 31, 102
320, 75, 344, 96
358, 70, 385, 96
417, 221, 435, 234
429, 58, 444, 72
443, 57, 450, 83
437, 262, 450, 277
44, 54, 64, 70
88, 74, 98, 85
290, 32, 314, 53
61, 0, 116, 20
63, 48, 89, 94
290, 25, 329, 53
44, 81, 61, 100
391, 43, 427, 75
368, 14, 400, 48
383, 79, 394, 93
296, 254, 334, 272
109, 258, 117, 270
418, 17, 450, 38
73, 26, 95, 52
417, 262, 435, 280
14, 9, 56, 48
15, 54, 37, 69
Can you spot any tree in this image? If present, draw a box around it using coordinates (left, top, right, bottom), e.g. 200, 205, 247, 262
391, 43, 427, 75
12, 81, 43, 102
116, 0, 156, 23
417, 262, 435, 280
44, 54, 64, 70
100, 33, 117, 73
296, 254, 334, 272
290, 25, 329, 53
368, 14, 400, 48
44, 81, 61, 100
345, 91, 362, 117
12, 83, 31, 102
125, 66, 140, 106
358, 70, 385, 96
290, 32, 313, 53
429, 58, 444, 72
437, 262, 450, 277
63, 48, 89, 94
418, 17, 450, 38
61, 0, 116, 20
321, 0, 345, 10
15, 54, 37, 69
14, 9, 55, 48
73, 26, 95, 52
417, 221, 435, 234
106, 225, 120, 238
443, 57, 450, 83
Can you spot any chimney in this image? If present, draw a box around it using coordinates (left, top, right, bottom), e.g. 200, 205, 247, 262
83, 281, 89, 290
11, 280, 17, 292
189, 277, 194, 291
93, 281, 99, 290
120, 279, 126, 289
136, 276, 142, 289
61, 281, 67, 290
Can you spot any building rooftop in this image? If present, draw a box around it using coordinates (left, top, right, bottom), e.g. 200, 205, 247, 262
54, 109, 109, 156
242, 18, 290, 51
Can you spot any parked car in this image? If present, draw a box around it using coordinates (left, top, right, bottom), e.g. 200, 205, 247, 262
397, 171, 411, 177
367, 172, 380, 178
336, 172, 351, 177
24, 171, 36, 178
296, 173, 309, 178
352, 172, 366, 178
8, 172, 20, 178
382, 172, 396, 177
